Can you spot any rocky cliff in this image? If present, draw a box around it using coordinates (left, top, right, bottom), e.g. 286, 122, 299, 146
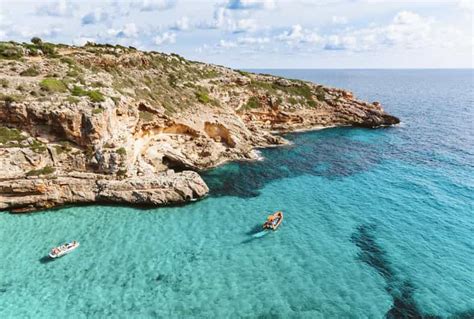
0, 40, 399, 212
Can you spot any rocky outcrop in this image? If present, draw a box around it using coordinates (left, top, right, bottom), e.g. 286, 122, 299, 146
0, 41, 399, 212
0, 171, 208, 213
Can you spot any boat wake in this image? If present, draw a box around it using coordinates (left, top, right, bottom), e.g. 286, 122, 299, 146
241, 225, 270, 244
252, 230, 269, 238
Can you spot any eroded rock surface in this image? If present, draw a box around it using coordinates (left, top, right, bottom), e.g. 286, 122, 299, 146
0, 41, 399, 212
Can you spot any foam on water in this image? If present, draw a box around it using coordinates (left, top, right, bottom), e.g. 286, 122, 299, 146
0, 70, 473, 318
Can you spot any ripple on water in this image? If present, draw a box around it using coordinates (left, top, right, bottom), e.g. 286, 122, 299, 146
1, 70, 473, 318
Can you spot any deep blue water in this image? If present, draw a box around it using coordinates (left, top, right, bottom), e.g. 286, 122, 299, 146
1, 70, 473, 318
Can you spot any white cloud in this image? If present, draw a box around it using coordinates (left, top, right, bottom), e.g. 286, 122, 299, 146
237, 36, 270, 44
198, 8, 226, 30
136, 0, 176, 12
198, 8, 258, 33
171, 16, 190, 31
392, 10, 424, 25
82, 9, 109, 25
332, 15, 348, 25
380, 11, 433, 48
122, 23, 139, 37
324, 35, 356, 50
154, 32, 176, 45
231, 19, 258, 33
107, 23, 139, 38
7, 25, 61, 40
226, 0, 276, 10
211, 36, 271, 52
218, 40, 237, 48
0, 8, 11, 29
272, 10, 469, 53
1, 0, 471, 68
319, 10, 470, 52
458, 0, 474, 11
36, 0, 76, 17
277, 24, 322, 44
195, 44, 210, 54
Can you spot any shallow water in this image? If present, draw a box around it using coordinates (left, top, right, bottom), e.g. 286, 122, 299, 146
1, 70, 473, 318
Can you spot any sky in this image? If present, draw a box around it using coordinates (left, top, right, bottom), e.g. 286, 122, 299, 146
0, 0, 472, 68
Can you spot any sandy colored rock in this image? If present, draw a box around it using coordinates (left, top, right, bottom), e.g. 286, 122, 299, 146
0, 41, 399, 212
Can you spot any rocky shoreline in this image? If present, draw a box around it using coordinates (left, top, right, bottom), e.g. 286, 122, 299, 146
0, 40, 399, 212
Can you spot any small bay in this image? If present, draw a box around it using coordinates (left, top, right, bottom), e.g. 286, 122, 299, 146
1, 69, 472, 318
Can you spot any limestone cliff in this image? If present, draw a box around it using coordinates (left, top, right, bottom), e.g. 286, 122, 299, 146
0, 40, 399, 212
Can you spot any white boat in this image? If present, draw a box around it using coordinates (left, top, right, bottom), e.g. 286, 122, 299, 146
49, 241, 80, 258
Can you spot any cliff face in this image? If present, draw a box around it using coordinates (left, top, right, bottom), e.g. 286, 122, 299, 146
0, 41, 399, 212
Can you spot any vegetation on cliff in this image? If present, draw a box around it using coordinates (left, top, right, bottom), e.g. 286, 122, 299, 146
0, 38, 399, 212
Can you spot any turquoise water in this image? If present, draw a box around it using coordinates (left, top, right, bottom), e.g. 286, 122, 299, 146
1, 70, 473, 318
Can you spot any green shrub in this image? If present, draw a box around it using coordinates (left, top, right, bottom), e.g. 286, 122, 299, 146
31, 37, 42, 45
307, 99, 317, 107
60, 57, 75, 66
0, 126, 26, 144
22, 44, 39, 56
201, 69, 220, 78
37, 42, 56, 56
168, 74, 178, 87
91, 81, 104, 87
237, 70, 250, 77
103, 142, 114, 148
288, 97, 298, 105
139, 110, 155, 122
71, 86, 104, 102
87, 90, 105, 102
39, 78, 67, 92
315, 86, 326, 101
67, 96, 80, 104
249, 79, 315, 102
111, 96, 120, 106
249, 80, 274, 92
26, 165, 55, 176
71, 85, 88, 96
30, 140, 46, 153
0, 42, 23, 59
85, 145, 95, 159
243, 96, 260, 110
0, 94, 21, 103
0, 79, 8, 88
116, 147, 127, 156
195, 91, 210, 103
116, 169, 127, 177
54, 141, 72, 155
20, 66, 40, 76
66, 68, 81, 77
92, 107, 103, 114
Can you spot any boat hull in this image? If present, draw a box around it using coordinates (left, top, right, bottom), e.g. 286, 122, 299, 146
263, 211, 283, 230
49, 242, 80, 259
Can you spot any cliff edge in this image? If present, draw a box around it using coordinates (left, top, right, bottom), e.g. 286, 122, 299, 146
0, 40, 399, 212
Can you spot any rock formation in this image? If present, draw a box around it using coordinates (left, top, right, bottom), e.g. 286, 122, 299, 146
0, 40, 399, 212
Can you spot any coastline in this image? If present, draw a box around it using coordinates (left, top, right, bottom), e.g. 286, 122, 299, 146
0, 42, 399, 213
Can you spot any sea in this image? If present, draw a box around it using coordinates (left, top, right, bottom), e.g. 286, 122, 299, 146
0, 69, 472, 318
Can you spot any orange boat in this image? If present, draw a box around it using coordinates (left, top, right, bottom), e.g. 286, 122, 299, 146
263, 211, 283, 230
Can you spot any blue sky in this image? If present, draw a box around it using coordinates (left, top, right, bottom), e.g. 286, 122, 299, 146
0, 0, 472, 68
